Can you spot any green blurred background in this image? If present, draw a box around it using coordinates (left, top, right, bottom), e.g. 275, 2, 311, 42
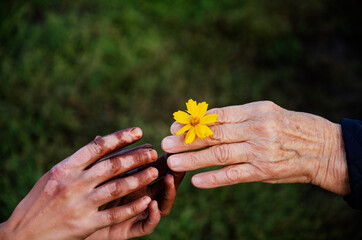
1, 0, 362, 239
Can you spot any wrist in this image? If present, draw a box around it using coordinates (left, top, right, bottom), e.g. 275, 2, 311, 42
312, 122, 350, 195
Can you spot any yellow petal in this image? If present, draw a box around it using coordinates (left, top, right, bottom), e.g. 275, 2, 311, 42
200, 113, 218, 124
185, 127, 196, 144
186, 99, 197, 116
173, 111, 191, 124
175, 124, 192, 135
195, 102, 208, 118
195, 124, 214, 139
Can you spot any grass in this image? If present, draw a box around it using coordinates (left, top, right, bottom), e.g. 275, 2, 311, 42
1, 0, 361, 239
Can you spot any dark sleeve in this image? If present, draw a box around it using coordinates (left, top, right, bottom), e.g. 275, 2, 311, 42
341, 118, 362, 210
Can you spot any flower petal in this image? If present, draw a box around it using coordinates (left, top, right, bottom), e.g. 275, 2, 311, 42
186, 99, 198, 116
196, 102, 208, 118
173, 111, 191, 124
175, 124, 192, 135
195, 124, 214, 139
200, 113, 218, 124
185, 127, 196, 144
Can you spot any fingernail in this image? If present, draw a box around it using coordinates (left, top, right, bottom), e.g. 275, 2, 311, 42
143, 196, 151, 205
131, 127, 142, 138
161, 137, 174, 150
168, 156, 181, 169
148, 149, 158, 160
192, 176, 202, 186
149, 167, 159, 178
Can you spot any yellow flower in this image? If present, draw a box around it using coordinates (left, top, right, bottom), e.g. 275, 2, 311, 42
173, 99, 218, 144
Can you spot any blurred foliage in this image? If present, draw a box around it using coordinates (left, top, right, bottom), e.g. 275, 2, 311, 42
1, 0, 362, 239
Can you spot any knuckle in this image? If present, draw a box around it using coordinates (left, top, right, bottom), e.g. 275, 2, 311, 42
187, 154, 200, 169
260, 101, 278, 112
208, 174, 219, 186
255, 101, 280, 115
103, 159, 120, 176
225, 166, 241, 183
49, 166, 63, 180
129, 202, 141, 215
211, 145, 231, 165
107, 209, 117, 224
208, 125, 224, 142
213, 108, 226, 122
107, 180, 123, 197
87, 139, 103, 156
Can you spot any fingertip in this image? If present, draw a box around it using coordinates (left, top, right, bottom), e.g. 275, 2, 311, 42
191, 174, 204, 188
167, 157, 175, 171
151, 200, 158, 210
170, 122, 179, 135
164, 174, 175, 187
148, 149, 158, 160
148, 200, 160, 222
142, 196, 152, 206
162, 137, 177, 153
161, 138, 169, 152
131, 127, 143, 138
148, 167, 159, 179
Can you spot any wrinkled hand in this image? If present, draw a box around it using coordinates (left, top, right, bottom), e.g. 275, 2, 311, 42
162, 101, 350, 196
1, 128, 163, 240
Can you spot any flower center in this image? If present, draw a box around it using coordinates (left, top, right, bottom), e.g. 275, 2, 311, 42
190, 117, 200, 126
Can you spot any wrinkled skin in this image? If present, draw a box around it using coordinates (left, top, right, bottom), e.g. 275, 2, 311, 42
0, 128, 184, 240
162, 101, 350, 196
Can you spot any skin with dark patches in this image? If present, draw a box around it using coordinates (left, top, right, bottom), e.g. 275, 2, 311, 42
0, 128, 184, 240
101, 153, 186, 218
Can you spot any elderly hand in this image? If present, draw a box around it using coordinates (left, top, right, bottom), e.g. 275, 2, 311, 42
1, 128, 163, 240
162, 101, 350, 196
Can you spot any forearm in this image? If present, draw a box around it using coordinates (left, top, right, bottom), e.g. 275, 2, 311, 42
312, 123, 350, 196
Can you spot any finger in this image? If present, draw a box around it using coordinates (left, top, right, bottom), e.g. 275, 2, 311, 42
169, 101, 278, 135
130, 200, 161, 238
167, 142, 252, 172
84, 148, 158, 185
97, 196, 151, 228
191, 163, 261, 188
172, 171, 186, 189
170, 122, 184, 135
158, 174, 176, 216
190, 162, 307, 188
95, 144, 154, 165
162, 122, 255, 153
116, 144, 153, 156
90, 167, 158, 207
115, 151, 172, 180
69, 128, 143, 170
